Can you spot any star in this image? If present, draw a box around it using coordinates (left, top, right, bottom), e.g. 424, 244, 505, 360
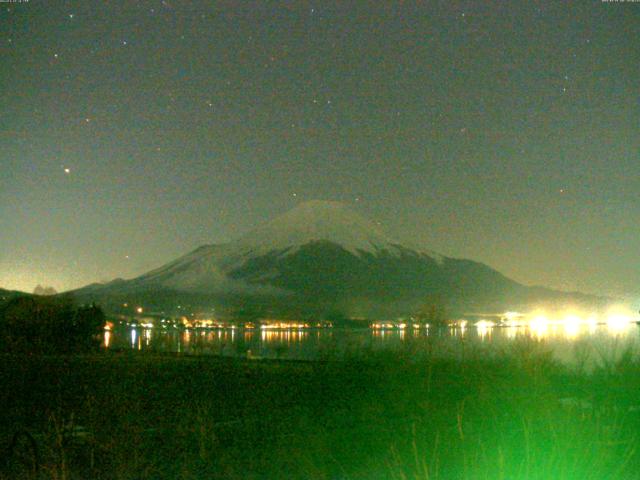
64, 167, 71, 174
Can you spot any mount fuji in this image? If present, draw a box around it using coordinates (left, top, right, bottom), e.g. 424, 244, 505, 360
74, 201, 604, 319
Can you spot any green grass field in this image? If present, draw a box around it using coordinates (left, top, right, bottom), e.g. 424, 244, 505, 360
1, 341, 640, 479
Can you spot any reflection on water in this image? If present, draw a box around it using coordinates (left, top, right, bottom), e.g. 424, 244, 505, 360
130, 328, 138, 349
103, 319, 640, 367
476, 321, 493, 340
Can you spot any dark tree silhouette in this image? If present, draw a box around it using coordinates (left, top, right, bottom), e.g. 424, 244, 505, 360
0, 295, 105, 354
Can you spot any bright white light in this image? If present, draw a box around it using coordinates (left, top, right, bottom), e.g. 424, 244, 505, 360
475, 320, 495, 329
529, 315, 549, 338
563, 314, 581, 338
476, 320, 494, 339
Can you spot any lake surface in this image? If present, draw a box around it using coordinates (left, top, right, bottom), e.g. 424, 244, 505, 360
103, 320, 640, 367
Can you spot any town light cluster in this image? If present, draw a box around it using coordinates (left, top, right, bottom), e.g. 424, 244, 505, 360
476, 306, 637, 337
367, 306, 637, 337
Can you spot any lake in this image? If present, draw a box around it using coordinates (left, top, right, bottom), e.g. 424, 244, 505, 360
103, 318, 640, 367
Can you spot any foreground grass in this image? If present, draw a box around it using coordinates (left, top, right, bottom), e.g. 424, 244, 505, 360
1, 342, 640, 479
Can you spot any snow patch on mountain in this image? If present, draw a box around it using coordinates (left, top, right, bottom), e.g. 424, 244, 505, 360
133, 244, 285, 294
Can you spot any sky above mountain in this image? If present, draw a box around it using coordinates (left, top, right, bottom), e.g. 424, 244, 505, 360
1, 1, 638, 298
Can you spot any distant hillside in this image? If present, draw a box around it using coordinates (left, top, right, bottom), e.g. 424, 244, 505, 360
0, 288, 30, 307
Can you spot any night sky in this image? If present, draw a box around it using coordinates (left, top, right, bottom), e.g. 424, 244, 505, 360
1, 1, 638, 299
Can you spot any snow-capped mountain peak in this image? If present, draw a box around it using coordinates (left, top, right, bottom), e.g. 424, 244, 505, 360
73, 200, 606, 317
236, 200, 396, 255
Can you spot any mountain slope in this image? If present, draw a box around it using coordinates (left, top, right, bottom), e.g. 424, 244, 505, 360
72, 201, 606, 318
